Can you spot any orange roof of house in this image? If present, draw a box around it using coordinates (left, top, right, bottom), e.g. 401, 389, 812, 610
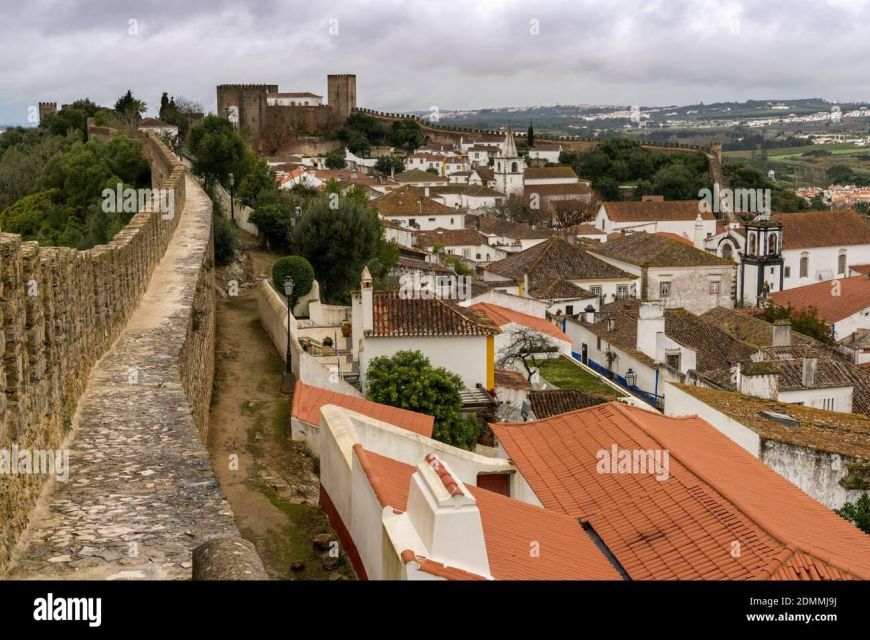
773, 209, 870, 250
851, 264, 870, 275
291, 381, 433, 437
491, 401, 870, 580
353, 445, 621, 580
769, 276, 870, 324
469, 302, 571, 343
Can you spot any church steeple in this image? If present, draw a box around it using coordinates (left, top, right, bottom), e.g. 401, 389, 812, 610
502, 126, 519, 158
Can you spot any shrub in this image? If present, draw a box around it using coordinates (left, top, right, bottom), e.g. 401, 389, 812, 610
272, 255, 315, 306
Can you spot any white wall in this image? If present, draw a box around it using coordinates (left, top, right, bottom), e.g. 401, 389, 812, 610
832, 307, 870, 341
214, 183, 258, 236
663, 382, 762, 455
782, 245, 870, 290
258, 280, 361, 396
778, 387, 853, 413
595, 206, 716, 238
361, 335, 488, 391
382, 213, 465, 230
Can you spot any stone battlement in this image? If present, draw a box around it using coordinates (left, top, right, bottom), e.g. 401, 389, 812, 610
0, 134, 238, 576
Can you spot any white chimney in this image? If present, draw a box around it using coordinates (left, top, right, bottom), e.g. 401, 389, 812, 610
424, 186, 430, 197
693, 212, 705, 250
405, 454, 490, 578
802, 357, 818, 388
522, 272, 529, 297
584, 304, 596, 324
773, 320, 791, 347
361, 266, 373, 332
636, 301, 664, 360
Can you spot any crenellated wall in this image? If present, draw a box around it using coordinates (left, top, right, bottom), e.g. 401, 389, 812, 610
0, 133, 207, 570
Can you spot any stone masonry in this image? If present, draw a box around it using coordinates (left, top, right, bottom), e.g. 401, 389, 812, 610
0, 135, 238, 578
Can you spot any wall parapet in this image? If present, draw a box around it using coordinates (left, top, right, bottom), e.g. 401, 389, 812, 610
0, 133, 190, 570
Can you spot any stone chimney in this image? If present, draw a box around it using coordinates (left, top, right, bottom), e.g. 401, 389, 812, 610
360, 266, 373, 332
424, 186, 430, 197
607, 317, 616, 332
405, 454, 490, 578
636, 301, 665, 360
772, 319, 792, 347
802, 357, 818, 388
739, 361, 779, 400
693, 212, 705, 249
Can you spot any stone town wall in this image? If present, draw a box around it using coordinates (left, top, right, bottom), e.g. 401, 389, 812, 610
0, 134, 191, 570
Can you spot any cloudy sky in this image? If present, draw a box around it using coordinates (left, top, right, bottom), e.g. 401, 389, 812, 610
2, 0, 869, 124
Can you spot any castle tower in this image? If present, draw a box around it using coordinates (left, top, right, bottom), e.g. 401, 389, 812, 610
215, 84, 278, 138
494, 126, 525, 197
739, 213, 783, 307
38, 102, 57, 123
327, 74, 357, 120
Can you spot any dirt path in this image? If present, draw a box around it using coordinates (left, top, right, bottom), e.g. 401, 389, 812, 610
207, 236, 354, 580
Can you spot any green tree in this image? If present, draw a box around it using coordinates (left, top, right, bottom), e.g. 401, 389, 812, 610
114, 89, 146, 127
388, 120, 424, 153
374, 155, 404, 175
527, 122, 535, 148
186, 114, 246, 188
289, 195, 383, 302
236, 148, 275, 206
272, 256, 315, 306
760, 305, 834, 344
326, 148, 346, 169
592, 176, 620, 201
836, 492, 870, 534
249, 203, 295, 252
346, 133, 371, 156
365, 350, 481, 450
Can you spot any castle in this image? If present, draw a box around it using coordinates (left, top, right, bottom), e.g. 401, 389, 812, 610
216, 74, 356, 148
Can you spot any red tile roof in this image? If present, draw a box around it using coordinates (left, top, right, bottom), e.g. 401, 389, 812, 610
851, 264, 870, 275
773, 210, 870, 250
770, 276, 870, 324
291, 381, 433, 437
368, 291, 501, 337
353, 445, 622, 580
375, 185, 453, 215
603, 200, 715, 222
491, 402, 870, 580
470, 302, 571, 343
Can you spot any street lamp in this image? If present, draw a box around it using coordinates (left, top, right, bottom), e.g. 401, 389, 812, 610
284, 277, 294, 378
625, 368, 637, 388
228, 173, 235, 222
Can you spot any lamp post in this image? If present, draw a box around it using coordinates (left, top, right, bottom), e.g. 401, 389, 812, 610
625, 368, 637, 388
228, 173, 235, 222
284, 277, 294, 377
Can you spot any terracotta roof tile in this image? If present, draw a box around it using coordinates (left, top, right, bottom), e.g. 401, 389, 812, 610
467, 215, 555, 240
523, 166, 578, 180
375, 186, 453, 215
491, 402, 870, 580
603, 200, 716, 222
773, 209, 870, 250
368, 291, 500, 337
589, 232, 734, 267
291, 381, 433, 437
494, 369, 531, 389
528, 278, 595, 300
470, 302, 571, 342
486, 236, 633, 283
529, 389, 608, 418
414, 228, 490, 248
770, 275, 870, 324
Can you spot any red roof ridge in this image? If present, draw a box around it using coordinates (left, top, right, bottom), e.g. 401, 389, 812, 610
424, 453, 463, 496
353, 444, 398, 512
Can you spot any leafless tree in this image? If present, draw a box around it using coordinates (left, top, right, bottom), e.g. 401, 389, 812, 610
496, 326, 559, 382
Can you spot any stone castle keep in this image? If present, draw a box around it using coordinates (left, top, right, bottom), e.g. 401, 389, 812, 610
0, 132, 241, 578
216, 74, 356, 144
